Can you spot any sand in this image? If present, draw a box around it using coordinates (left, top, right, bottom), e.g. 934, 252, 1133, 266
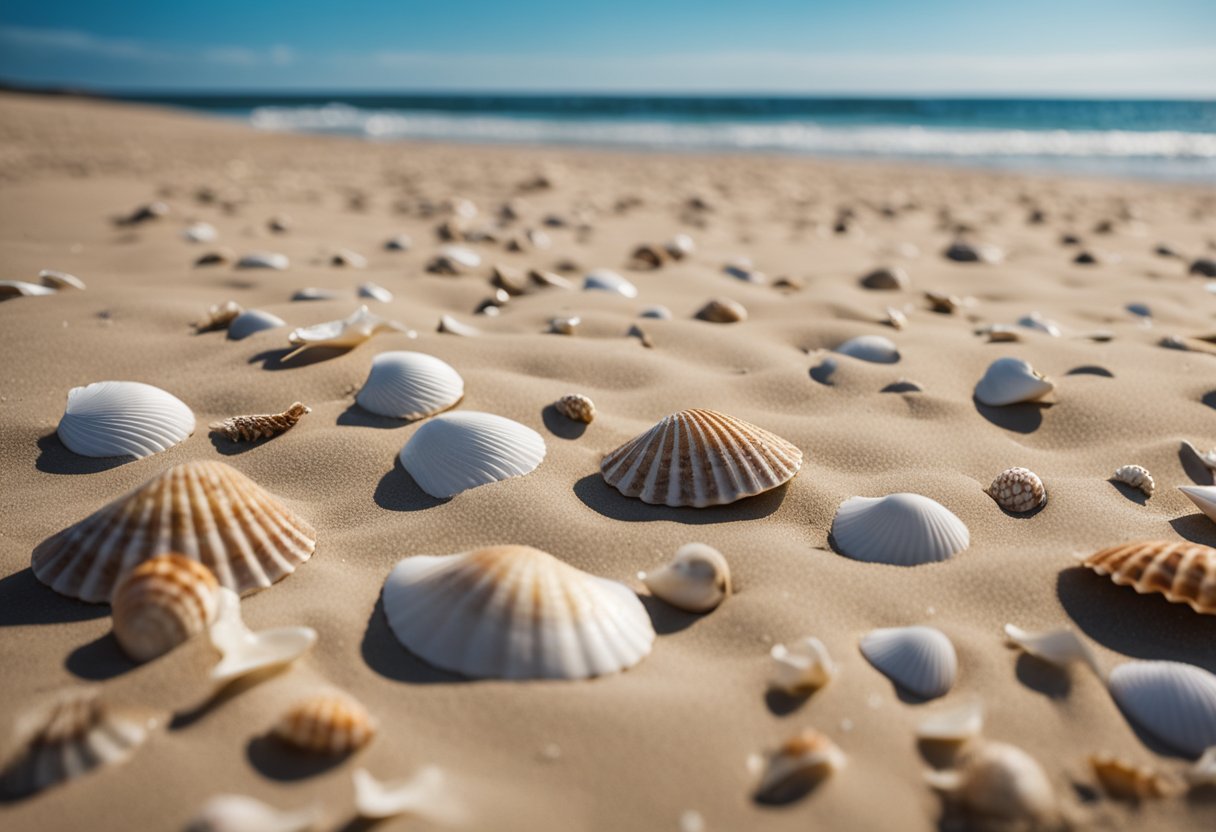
1, 90, 1215, 831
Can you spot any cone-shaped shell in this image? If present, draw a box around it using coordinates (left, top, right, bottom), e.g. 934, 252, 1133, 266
356, 351, 464, 420
57, 381, 195, 459
1082, 540, 1216, 614
399, 411, 546, 499
639, 543, 731, 613
228, 309, 285, 341
860, 626, 957, 699
1108, 661, 1216, 757
974, 357, 1054, 407
382, 545, 655, 680
600, 409, 802, 508
111, 554, 220, 662
831, 493, 969, 566
834, 334, 900, 364
32, 460, 316, 602
272, 692, 377, 755
1179, 485, 1216, 524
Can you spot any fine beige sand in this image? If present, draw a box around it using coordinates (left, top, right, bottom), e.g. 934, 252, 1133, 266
1, 91, 1215, 832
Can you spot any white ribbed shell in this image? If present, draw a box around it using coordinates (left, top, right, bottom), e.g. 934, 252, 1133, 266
834, 334, 901, 364
356, 351, 464, 420
860, 626, 958, 699
57, 381, 195, 459
583, 269, 638, 298
228, 309, 286, 341
32, 460, 316, 602
600, 409, 803, 508
1108, 661, 1216, 757
831, 493, 970, 565
382, 545, 655, 679
974, 357, 1054, 407
399, 411, 546, 499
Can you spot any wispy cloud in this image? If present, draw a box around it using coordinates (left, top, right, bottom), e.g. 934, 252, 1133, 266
0, 24, 295, 68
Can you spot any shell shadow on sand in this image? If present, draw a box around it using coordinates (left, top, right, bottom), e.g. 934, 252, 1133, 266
35, 433, 132, 475
541, 404, 588, 440
573, 473, 787, 524
64, 632, 136, 681
373, 462, 449, 512
336, 403, 407, 430
0, 569, 108, 628
972, 400, 1048, 433
248, 346, 349, 370
246, 734, 353, 781
360, 596, 467, 685
1169, 514, 1216, 547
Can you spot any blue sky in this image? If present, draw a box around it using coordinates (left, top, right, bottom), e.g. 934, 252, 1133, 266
1, 1, 1214, 95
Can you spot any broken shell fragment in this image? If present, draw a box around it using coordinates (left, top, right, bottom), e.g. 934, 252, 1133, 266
1089, 754, 1184, 800
985, 467, 1047, 514
639, 543, 731, 613
358, 282, 393, 302
769, 637, 837, 695
39, 269, 86, 290
195, 300, 244, 332
209, 402, 311, 442
753, 729, 845, 804
554, 393, 595, 423
354, 767, 466, 824
284, 306, 411, 360
437, 314, 480, 337
0, 280, 57, 299
916, 697, 984, 745
236, 251, 289, 270
1081, 540, 1216, 614
111, 554, 220, 662
974, 357, 1054, 407
272, 691, 377, 755
209, 588, 317, 685
1003, 624, 1101, 676
1110, 464, 1155, 497
549, 315, 580, 335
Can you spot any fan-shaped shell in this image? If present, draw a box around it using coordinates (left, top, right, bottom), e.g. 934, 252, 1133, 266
834, 334, 900, 364
228, 309, 286, 341
272, 692, 377, 755
383, 545, 654, 679
860, 626, 957, 699
32, 460, 316, 602
356, 352, 464, 420
831, 493, 969, 566
986, 467, 1047, 514
600, 409, 802, 508
1082, 540, 1216, 614
57, 381, 195, 459
398, 411, 546, 499
111, 554, 220, 662
1180, 485, 1216, 523
1107, 661, 1216, 757
639, 543, 731, 613
583, 269, 638, 298
974, 357, 1054, 407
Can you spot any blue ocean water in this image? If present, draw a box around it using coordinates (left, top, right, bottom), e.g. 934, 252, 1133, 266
119, 93, 1216, 182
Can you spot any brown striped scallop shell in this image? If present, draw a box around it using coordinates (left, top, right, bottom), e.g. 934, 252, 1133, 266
111, 554, 220, 661
272, 692, 377, 755
1082, 540, 1216, 614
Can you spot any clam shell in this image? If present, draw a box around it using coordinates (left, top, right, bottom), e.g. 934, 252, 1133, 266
583, 269, 638, 298
1082, 540, 1216, 614
354, 767, 465, 823
753, 729, 845, 803
830, 493, 969, 566
1089, 754, 1183, 799
974, 357, 1054, 407
185, 795, 320, 832
32, 460, 317, 602
356, 351, 464, 420
236, 251, 289, 270
284, 305, 411, 360
860, 625, 957, 699
600, 409, 802, 508
1111, 464, 1155, 497
985, 467, 1047, 514
639, 543, 731, 613
228, 309, 286, 341
111, 554, 220, 662
399, 411, 546, 499
1180, 485, 1216, 523
926, 742, 1059, 829
382, 545, 655, 679
834, 334, 900, 363
209, 588, 317, 684
1107, 661, 1216, 757
555, 393, 595, 423
57, 380, 195, 459
769, 637, 837, 694
272, 692, 377, 755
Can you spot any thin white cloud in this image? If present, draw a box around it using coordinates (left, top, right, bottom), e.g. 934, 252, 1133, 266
0, 25, 295, 69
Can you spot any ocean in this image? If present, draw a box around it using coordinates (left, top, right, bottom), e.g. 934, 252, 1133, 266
117, 93, 1216, 182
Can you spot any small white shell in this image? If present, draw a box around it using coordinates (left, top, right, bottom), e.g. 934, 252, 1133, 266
0, 280, 56, 298
834, 334, 900, 364
399, 411, 546, 499
384, 234, 412, 251
236, 251, 289, 270
583, 269, 638, 298
1003, 624, 1101, 677
437, 314, 480, 337
358, 282, 393, 302
182, 222, 218, 243
1107, 660, 1216, 757
916, 697, 984, 744
209, 588, 318, 685
185, 795, 320, 832
550, 315, 581, 335
284, 305, 410, 360
292, 288, 344, 301
1112, 464, 1155, 497
1180, 485, 1216, 523
39, 269, 86, 290
354, 767, 466, 824
57, 380, 195, 459
753, 729, 846, 803
639, 543, 731, 613
228, 309, 286, 341
331, 248, 367, 268
860, 626, 957, 699
640, 305, 673, 320
831, 493, 970, 566
356, 351, 464, 420
1017, 312, 1062, 337
769, 637, 837, 694
974, 357, 1054, 407
926, 742, 1059, 830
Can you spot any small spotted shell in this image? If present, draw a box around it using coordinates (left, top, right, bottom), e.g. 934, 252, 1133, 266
1112, 464, 1155, 497
555, 394, 595, 424
111, 554, 220, 662
1082, 540, 1216, 614
1089, 754, 1183, 800
272, 692, 378, 755
985, 467, 1046, 514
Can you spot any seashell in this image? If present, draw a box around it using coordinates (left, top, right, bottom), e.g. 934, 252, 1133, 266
1107, 661, 1216, 757
284, 305, 411, 360
884, 306, 908, 330
974, 323, 1021, 343
39, 269, 86, 290
860, 626, 957, 699
723, 262, 766, 284
665, 233, 695, 259
236, 251, 289, 270
399, 411, 546, 499
228, 309, 286, 340
491, 264, 528, 295
985, 467, 1046, 514
1003, 624, 1100, 676
1110, 464, 1155, 497
753, 729, 845, 803
356, 352, 464, 420
330, 248, 367, 268
831, 493, 969, 566
384, 233, 412, 251
528, 269, 574, 290
209, 588, 317, 684
1017, 312, 1062, 337
111, 554, 220, 662
437, 314, 480, 337
554, 393, 595, 423
1089, 754, 1183, 800
183, 222, 218, 243
0, 279, 57, 299
1182, 440, 1216, 472
974, 357, 1054, 407
292, 288, 344, 302
1081, 540, 1216, 614
272, 691, 377, 755
57, 380, 195, 459
881, 379, 923, 393
944, 240, 1003, 263
185, 795, 320, 832
267, 215, 292, 233
33, 460, 317, 602
769, 637, 837, 695
1180, 485, 1216, 523
640, 305, 673, 320
549, 315, 580, 335
628, 243, 668, 270
583, 269, 638, 298
195, 249, 234, 267
427, 245, 481, 274
195, 300, 244, 332
916, 697, 984, 744
773, 276, 804, 291
639, 543, 731, 613
925, 290, 960, 313
1189, 257, 1216, 277
926, 742, 1059, 830
600, 408, 802, 508
695, 298, 747, 323
354, 767, 466, 824
834, 334, 900, 363
119, 201, 169, 225
382, 545, 655, 679
0, 689, 157, 798
860, 266, 909, 290
209, 402, 311, 442
627, 324, 654, 348
1190, 746, 1216, 786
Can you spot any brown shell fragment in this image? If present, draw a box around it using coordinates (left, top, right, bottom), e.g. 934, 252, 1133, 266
695, 298, 747, 323
209, 403, 311, 442
272, 692, 377, 755
1082, 540, 1216, 614
555, 394, 596, 424
1090, 754, 1183, 800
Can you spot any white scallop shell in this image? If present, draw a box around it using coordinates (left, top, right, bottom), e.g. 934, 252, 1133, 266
284, 305, 410, 360
382, 545, 655, 679
398, 411, 546, 498
639, 543, 731, 613
1179, 485, 1216, 522
583, 269, 638, 298
1107, 661, 1216, 757
57, 380, 195, 459
830, 493, 969, 566
354, 767, 466, 824
228, 309, 286, 341
769, 637, 837, 694
185, 795, 320, 832
859, 625, 957, 699
356, 352, 464, 420
834, 334, 900, 364
974, 357, 1054, 407
236, 251, 289, 270
210, 588, 317, 685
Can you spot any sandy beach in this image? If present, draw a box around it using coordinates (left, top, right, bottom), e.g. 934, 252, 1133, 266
2, 90, 1216, 831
